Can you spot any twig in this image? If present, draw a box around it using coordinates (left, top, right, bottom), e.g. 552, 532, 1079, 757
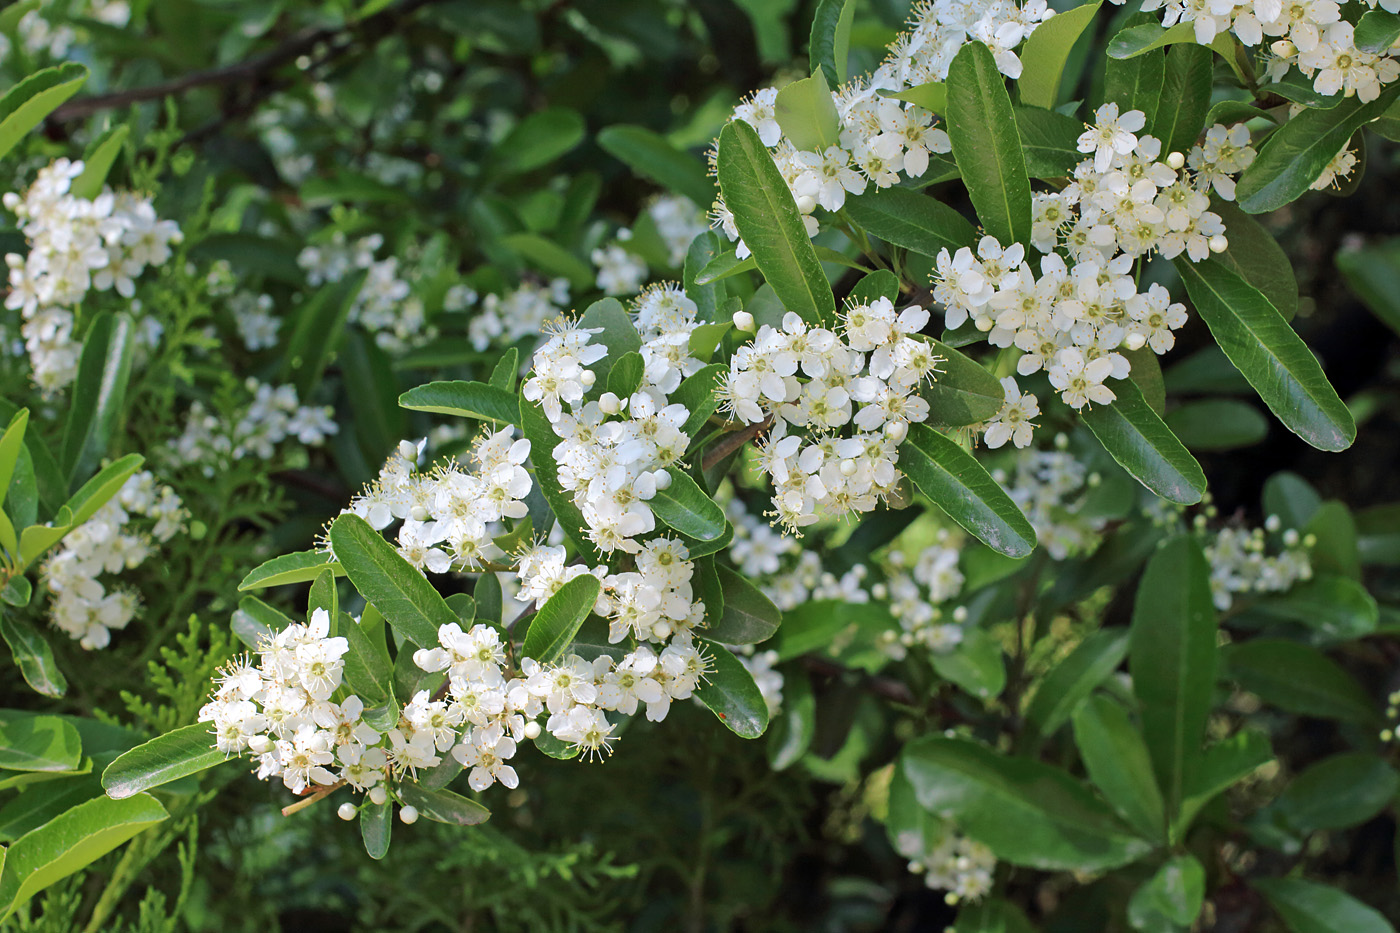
281, 779, 345, 817
700, 416, 772, 472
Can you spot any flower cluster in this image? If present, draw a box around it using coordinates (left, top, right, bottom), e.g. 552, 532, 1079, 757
874, 538, 969, 659
1200, 516, 1313, 610
229, 292, 282, 351
720, 300, 942, 530
736, 647, 785, 718
647, 195, 709, 267
592, 229, 648, 297
342, 430, 532, 574
467, 279, 570, 353
297, 232, 427, 352
166, 378, 338, 474
996, 443, 1109, 560
42, 471, 186, 650
1132, 0, 1400, 103
3, 158, 182, 392
897, 826, 997, 905
725, 496, 870, 611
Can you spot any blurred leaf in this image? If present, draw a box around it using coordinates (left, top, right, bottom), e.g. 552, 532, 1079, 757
1180, 730, 1273, 828
1253, 575, 1377, 642
342, 329, 406, 468
1337, 238, 1400, 337
1024, 629, 1130, 747
597, 125, 714, 207
1073, 695, 1166, 843
1275, 753, 1398, 833
283, 271, 367, 396
1128, 855, 1206, 931
0, 613, 66, 698
930, 628, 1006, 699
502, 233, 593, 291
946, 42, 1032, 246
1263, 471, 1323, 531
767, 670, 814, 770
0, 63, 89, 162
1165, 399, 1268, 451
1254, 878, 1396, 933
495, 107, 585, 176
0, 713, 80, 772
954, 900, 1036, 933
1224, 639, 1375, 722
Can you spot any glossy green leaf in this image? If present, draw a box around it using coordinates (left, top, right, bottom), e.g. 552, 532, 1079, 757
1338, 238, 1400, 337
672, 363, 726, 438
945, 41, 1033, 246
1105, 31, 1165, 128
1018, 1, 1103, 109
0, 712, 80, 772
578, 296, 643, 388
606, 351, 644, 400
597, 125, 714, 207
902, 736, 1152, 871
1, 612, 66, 697
707, 564, 781, 643
1276, 753, 1398, 833
0, 63, 89, 162
1013, 105, 1085, 179
231, 596, 291, 648
398, 380, 519, 425
1253, 574, 1377, 642
62, 311, 136, 487
1224, 639, 1375, 722
100, 722, 226, 799
1254, 878, 1396, 933
809, 0, 855, 87
1023, 628, 1129, 746
1106, 21, 1197, 58
901, 423, 1037, 558
1165, 399, 1269, 451
695, 637, 770, 738
0, 791, 166, 920
1177, 256, 1354, 452
695, 250, 756, 285
238, 550, 343, 591
340, 611, 393, 706
651, 470, 727, 541
1128, 855, 1206, 931
842, 186, 976, 259
716, 120, 835, 326
71, 124, 130, 200
361, 801, 391, 859
1212, 200, 1299, 321
1154, 43, 1214, 155
883, 81, 946, 114
0, 409, 29, 512
1082, 377, 1206, 504
398, 782, 491, 826
1235, 84, 1400, 213
1356, 10, 1400, 53
1073, 695, 1166, 842
495, 106, 584, 175
774, 69, 840, 152
1180, 730, 1273, 829
522, 573, 602, 664
330, 514, 456, 648
1130, 536, 1216, 824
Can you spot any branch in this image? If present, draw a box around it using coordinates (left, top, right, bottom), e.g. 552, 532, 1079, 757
700, 416, 772, 472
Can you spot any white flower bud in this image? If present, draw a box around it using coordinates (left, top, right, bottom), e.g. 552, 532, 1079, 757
337, 802, 357, 821
410, 505, 431, 522
1265, 514, 1281, 532
599, 392, 622, 414
579, 370, 596, 387
399, 805, 420, 825
1166, 151, 1186, 170
653, 469, 672, 491
398, 439, 419, 461
839, 459, 858, 477
524, 721, 542, 740
248, 735, 271, 755
1209, 235, 1228, 254
1272, 39, 1296, 57
884, 420, 909, 443
369, 785, 388, 806
653, 621, 673, 639
1124, 331, 1147, 351
733, 310, 756, 332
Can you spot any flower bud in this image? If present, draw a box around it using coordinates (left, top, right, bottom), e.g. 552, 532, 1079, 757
399, 805, 420, 825
1124, 331, 1147, 351
337, 802, 357, 821
653, 621, 673, 639
733, 310, 756, 332
884, 420, 909, 443
839, 459, 858, 477
369, 785, 388, 806
410, 505, 431, 522
599, 392, 622, 414
1166, 151, 1186, 170
397, 439, 420, 461
1271, 39, 1296, 57
1209, 235, 1228, 253
248, 735, 271, 755
579, 369, 596, 387
524, 721, 542, 740
654, 469, 673, 491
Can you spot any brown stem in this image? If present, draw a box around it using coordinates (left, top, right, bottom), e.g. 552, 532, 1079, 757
700, 416, 772, 472
281, 779, 346, 817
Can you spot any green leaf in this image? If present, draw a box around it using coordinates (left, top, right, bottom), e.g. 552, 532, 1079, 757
398, 782, 491, 826
883, 81, 946, 114
1224, 639, 1375, 722
71, 124, 130, 200
767, 670, 814, 770
716, 120, 835, 326
607, 351, 644, 399
490, 348, 520, 391
360, 802, 391, 859
0, 409, 29, 512
329, 514, 456, 649
502, 233, 593, 292
522, 573, 602, 664
61, 312, 136, 488
774, 69, 841, 152
902, 736, 1153, 871
1106, 21, 1197, 58
231, 596, 291, 648
1254, 878, 1396, 933
1235, 84, 1400, 213
901, 423, 1037, 558
0, 63, 89, 162
945, 41, 1033, 246
809, 0, 855, 87
1165, 399, 1269, 451
684, 231, 730, 320
495, 106, 585, 175
1019, 1, 1103, 109
842, 186, 976, 258
688, 321, 732, 362
1128, 855, 1206, 931
695, 638, 770, 738
707, 564, 782, 643
650, 470, 727, 541
1212, 200, 1299, 321
1180, 730, 1273, 828
848, 269, 900, 305
673, 364, 727, 438
282, 270, 367, 396
1356, 10, 1400, 53
1023, 628, 1129, 746
1154, 43, 1214, 155
0, 713, 81, 772
1081, 377, 1207, 504
340, 611, 392, 705
1176, 256, 1354, 452
578, 297, 643, 389
100, 723, 226, 799
1263, 471, 1322, 531
930, 628, 1006, 699
1275, 753, 1398, 833
1105, 30, 1165, 128
772, 599, 894, 661
0, 613, 66, 697
1013, 105, 1086, 179
0, 792, 166, 921
1072, 695, 1166, 843
1130, 536, 1216, 826
1252, 574, 1377, 643
597, 125, 714, 207
954, 900, 1037, 933
238, 550, 343, 591
398, 380, 519, 425
695, 250, 757, 285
